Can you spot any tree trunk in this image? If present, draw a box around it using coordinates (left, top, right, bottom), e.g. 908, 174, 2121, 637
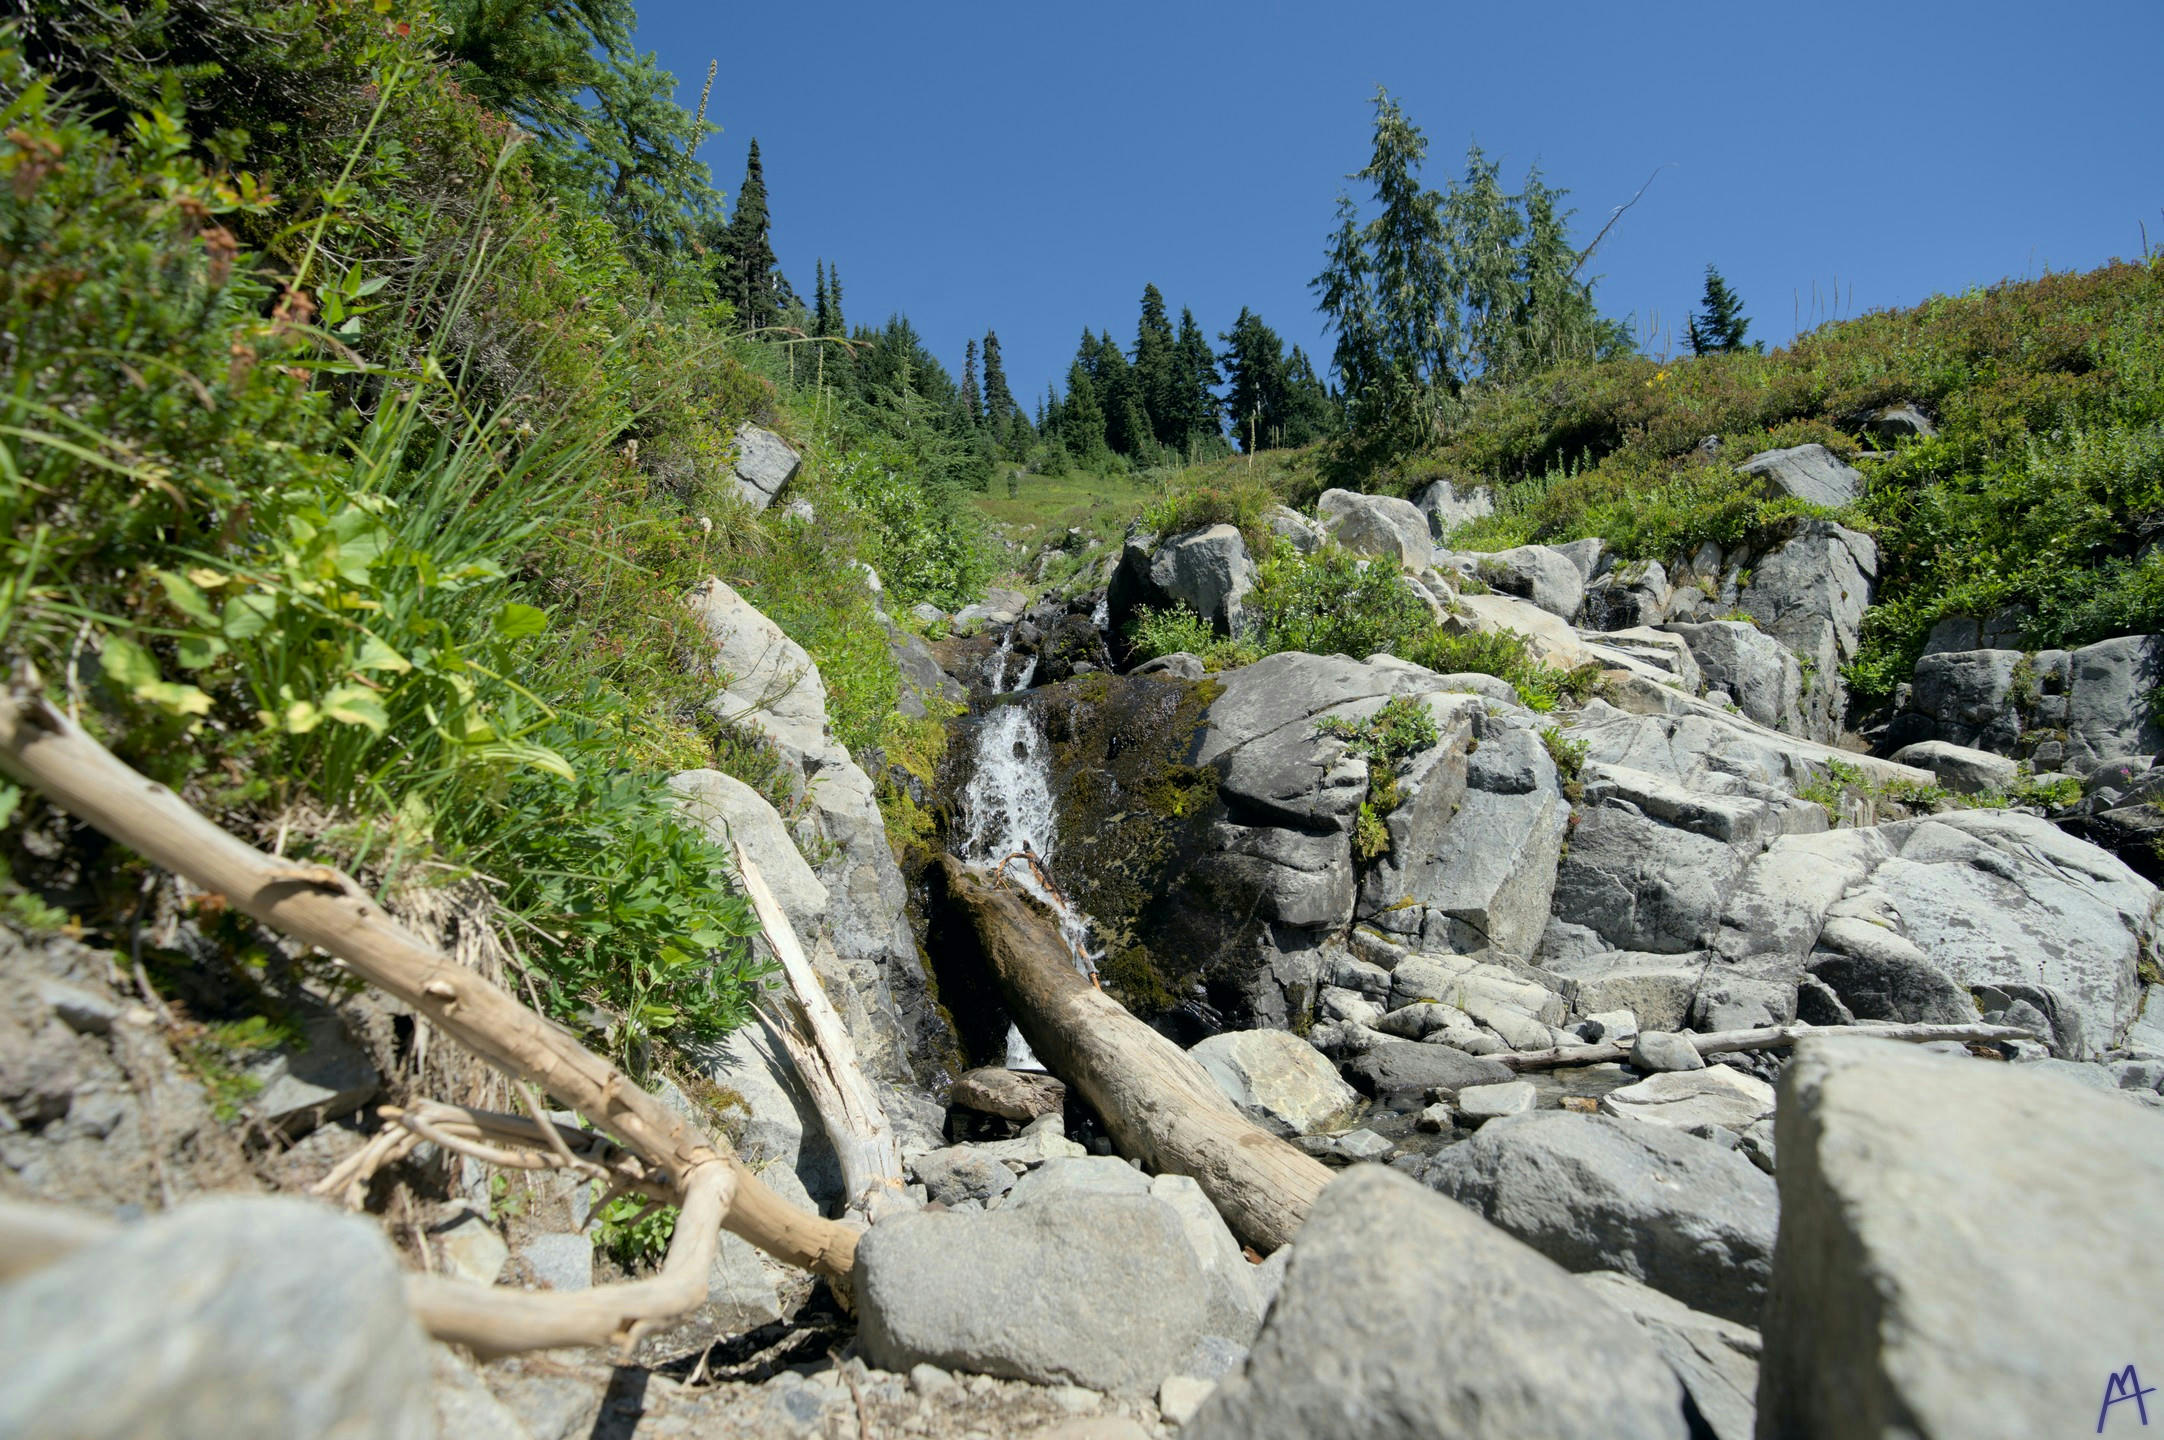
928, 856, 1331, 1253
1490, 1019, 2046, 1073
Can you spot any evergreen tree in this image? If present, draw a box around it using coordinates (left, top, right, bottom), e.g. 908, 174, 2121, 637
1092, 331, 1151, 459
1059, 359, 1108, 461
1132, 284, 1180, 446
959, 338, 983, 427
980, 329, 1019, 430
826, 263, 846, 336
1686, 264, 1753, 355
1219, 307, 1289, 452
714, 139, 789, 331
812, 259, 830, 337
1172, 306, 1222, 452
1280, 347, 1336, 448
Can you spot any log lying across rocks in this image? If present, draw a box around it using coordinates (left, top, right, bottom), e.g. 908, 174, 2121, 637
928, 855, 1332, 1253
0, 669, 858, 1356
1489, 1020, 2047, 1073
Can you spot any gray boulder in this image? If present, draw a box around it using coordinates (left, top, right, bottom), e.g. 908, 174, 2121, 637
1188, 1165, 1689, 1440
1887, 739, 2016, 795
0, 1197, 431, 1438
855, 1191, 1208, 1394
1420, 1110, 1778, 1325
949, 1067, 1066, 1122
1549, 795, 1745, 954
668, 769, 829, 936
1149, 1172, 1266, 1343
1003, 1154, 1152, 1208
1317, 489, 1434, 570
1662, 621, 1805, 734
910, 1145, 1017, 1205
1736, 521, 1876, 742
1190, 1029, 1360, 1135
731, 423, 802, 509
1759, 1035, 2164, 1437
238, 1001, 379, 1135
1861, 403, 1935, 442
1600, 1067, 1777, 1134
1805, 918, 1975, 1025
1264, 505, 1326, 555
1578, 1271, 1760, 1440
1344, 1042, 1514, 1108
2066, 633, 2164, 768
1629, 1030, 1704, 1073
884, 618, 967, 718
1455, 1079, 1537, 1123
1106, 525, 1256, 640
1737, 443, 1863, 509
1472, 545, 1587, 622
1358, 717, 1567, 963
1583, 559, 1673, 631
1413, 479, 1495, 538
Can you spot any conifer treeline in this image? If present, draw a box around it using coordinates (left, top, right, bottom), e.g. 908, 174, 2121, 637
704, 138, 1335, 475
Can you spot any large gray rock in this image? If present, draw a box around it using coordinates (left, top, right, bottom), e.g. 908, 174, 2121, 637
1584, 560, 1674, 632
687, 577, 932, 1069
1549, 793, 1746, 954
1759, 1035, 2164, 1437
238, 1001, 379, 1134
1600, 1066, 1777, 1134
0, 1197, 432, 1438
2066, 633, 2164, 768
1188, 1165, 1689, 1440
1736, 521, 1876, 742
1902, 647, 2026, 753
1737, 443, 1863, 509
1578, 1272, 1760, 1440
1110, 525, 1257, 637
1421, 1110, 1778, 1325
1317, 489, 1434, 570
1887, 739, 2017, 795
855, 1191, 1208, 1394
1149, 1172, 1266, 1343
1662, 621, 1805, 735
1413, 479, 1496, 538
1358, 716, 1567, 962
1190, 1029, 1360, 1135
1264, 504, 1326, 555
885, 617, 967, 718
1472, 545, 1587, 622
1344, 1041, 1514, 1108
669, 769, 829, 936
1861, 403, 1935, 442
689, 1022, 842, 1212
731, 423, 802, 509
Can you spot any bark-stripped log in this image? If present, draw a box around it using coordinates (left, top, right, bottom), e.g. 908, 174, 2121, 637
0, 671, 859, 1352
733, 839, 904, 1212
928, 856, 1331, 1253
1490, 1020, 2046, 1073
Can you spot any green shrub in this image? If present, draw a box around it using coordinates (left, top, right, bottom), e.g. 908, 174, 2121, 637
1317, 695, 1441, 861
1249, 548, 1433, 659
1126, 607, 1262, 671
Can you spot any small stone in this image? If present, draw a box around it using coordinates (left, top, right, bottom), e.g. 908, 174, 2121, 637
1581, 1009, 1639, 1043
1159, 1375, 1217, 1426
1455, 1079, 1537, 1123
1629, 1030, 1706, 1073
519, 1232, 592, 1292
432, 1210, 509, 1286
1333, 1128, 1393, 1161
32, 976, 121, 1035
909, 1362, 957, 1397
1415, 1101, 1455, 1133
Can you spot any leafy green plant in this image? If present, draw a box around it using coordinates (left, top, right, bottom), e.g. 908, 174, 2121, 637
1125, 606, 1262, 671
591, 1186, 677, 1272
1318, 695, 1441, 861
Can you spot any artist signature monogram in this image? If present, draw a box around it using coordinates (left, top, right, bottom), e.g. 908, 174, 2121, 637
2101, 1366, 2157, 1432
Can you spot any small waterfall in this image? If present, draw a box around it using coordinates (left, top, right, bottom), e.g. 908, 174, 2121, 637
959, 627, 1098, 1069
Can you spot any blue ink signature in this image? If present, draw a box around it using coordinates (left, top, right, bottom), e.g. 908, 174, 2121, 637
2101, 1366, 2157, 1432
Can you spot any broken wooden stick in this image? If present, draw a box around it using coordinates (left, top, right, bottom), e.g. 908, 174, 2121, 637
731, 838, 904, 1214
0, 669, 858, 1353
1490, 1019, 2046, 1073
929, 855, 1331, 1253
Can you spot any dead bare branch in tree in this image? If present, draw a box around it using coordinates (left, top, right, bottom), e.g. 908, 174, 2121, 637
1490, 1019, 2045, 1073
1572, 164, 1670, 277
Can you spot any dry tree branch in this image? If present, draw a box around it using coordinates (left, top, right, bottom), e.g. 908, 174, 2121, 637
1489, 1019, 2044, 1073
0, 666, 859, 1354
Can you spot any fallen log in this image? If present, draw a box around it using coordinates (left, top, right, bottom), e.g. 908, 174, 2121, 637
928, 856, 1331, 1253
732, 838, 904, 1214
0, 668, 858, 1354
1491, 1019, 2047, 1073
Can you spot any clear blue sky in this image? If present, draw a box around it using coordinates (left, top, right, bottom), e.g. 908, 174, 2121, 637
633, 0, 2164, 406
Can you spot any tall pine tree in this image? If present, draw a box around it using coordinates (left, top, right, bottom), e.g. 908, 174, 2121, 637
959, 338, 983, 427
1132, 284, 1180, 446
714, 139, 789, 330
1686, 265, 1753, 354
1172, 307, 1222, 454
980, 329, 1019, 430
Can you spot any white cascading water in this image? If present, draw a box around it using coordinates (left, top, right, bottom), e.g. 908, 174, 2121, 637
960, 628, 1098, 1069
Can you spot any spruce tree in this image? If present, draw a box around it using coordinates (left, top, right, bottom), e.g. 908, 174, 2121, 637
1132, 284, 1179, 445
1686, 265, 1753, 355
960, 338, 983, 427
716, 139, 787, 331
812, 259, 830, 336
1173, 307, 1221, 451
1219, 307, 1289, 452
980, 329, 1018, 429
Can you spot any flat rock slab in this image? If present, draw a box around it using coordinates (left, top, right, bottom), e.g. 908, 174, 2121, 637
856, 1191, 1207, 1395
1190, 1028, 1361, 1135
1456, 1080, 1537, 1123
1760, 1035, 2164, 1437
1579, 1271, 1760, 1440
1602, 1066, 1776, 1133
1343, 1042, 1514, 1109
1420, 1111, 1778, 1326
1187, 1166, 1689, 1440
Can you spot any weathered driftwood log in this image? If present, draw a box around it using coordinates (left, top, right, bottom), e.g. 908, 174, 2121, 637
1490, 1019, 2046, 1073
0, 671, 857, 1354
732, 838, 904, 1213
929, 855, 1331, 1252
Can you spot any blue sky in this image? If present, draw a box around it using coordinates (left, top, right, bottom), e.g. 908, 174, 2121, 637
633, 0, 2164, 405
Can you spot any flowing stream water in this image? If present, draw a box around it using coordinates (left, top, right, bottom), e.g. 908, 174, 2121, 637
957, 628, 1103, 1069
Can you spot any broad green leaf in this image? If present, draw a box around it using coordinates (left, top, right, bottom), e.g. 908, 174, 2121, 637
152, 569, 218, 625
222, 592, 276, 639
176, 634, 227, 669
493, 602, 547, 639
279, 698, 323, 734
319, 685, 389, 734
103, 638, 213, 717
354, 634, 412, 674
